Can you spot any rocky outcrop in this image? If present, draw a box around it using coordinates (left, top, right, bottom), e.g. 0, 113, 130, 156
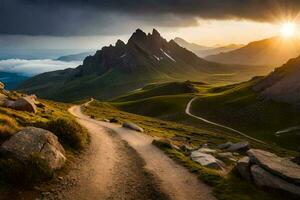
0, 127, 66, 171
247, 149, 300, 184
236, 148, 300, 197
190, 150, 225, 170
122, 122, 144, 132
4, 96, 37, 113
251, 165, 300, 196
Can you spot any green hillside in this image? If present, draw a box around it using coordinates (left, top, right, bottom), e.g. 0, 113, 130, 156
83, 100, 294, 200
111, 79, 300, 151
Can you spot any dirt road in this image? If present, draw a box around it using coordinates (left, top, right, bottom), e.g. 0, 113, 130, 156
186, 97, 265, 144
67, 104, 216, 200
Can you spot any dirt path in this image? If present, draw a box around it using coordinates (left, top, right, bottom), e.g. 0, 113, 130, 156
74, 103, 216, 200
186, 97, 265, 144
51, 105, 168, 200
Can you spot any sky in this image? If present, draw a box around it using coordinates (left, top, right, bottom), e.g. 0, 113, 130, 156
1, 0, 300, 49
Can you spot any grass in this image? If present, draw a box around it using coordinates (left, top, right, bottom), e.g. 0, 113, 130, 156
190, 78, 300, 151
110, 80, 300, 152
83, 100, 296, 200
0, 91, 89, 184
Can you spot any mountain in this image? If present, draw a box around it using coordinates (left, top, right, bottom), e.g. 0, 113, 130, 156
206, 37, 300, 67
18, 29, 265, 102
199, 44, 244, 57
254, 54, 300, 104
0, 72, 28, 90
173, 37, 210, 51
174, 37, 243, 57
57, 51, 94, 62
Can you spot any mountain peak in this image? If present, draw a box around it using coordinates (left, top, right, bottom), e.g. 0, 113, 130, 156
152, 28, 160, 37
115, 39, 125, 47
128, 28, 147, 43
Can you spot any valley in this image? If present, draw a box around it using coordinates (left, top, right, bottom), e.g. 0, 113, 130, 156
1, 26, 300, 200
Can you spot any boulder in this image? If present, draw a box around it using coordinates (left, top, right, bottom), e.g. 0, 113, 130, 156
217, 152, 236, 162
217, 142, 233, 150
4, 96, 37, 113
251, 165, 300, 197
227, 142, 249, 152
247, 149, 300, 185
0, 127, 66, 171
237, 156, 252, 182
191, 150, 225, 170
122, 122, 144, 132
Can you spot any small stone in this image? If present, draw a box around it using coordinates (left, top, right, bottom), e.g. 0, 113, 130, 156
217, 142, 233, 150
227, 142, 249, 152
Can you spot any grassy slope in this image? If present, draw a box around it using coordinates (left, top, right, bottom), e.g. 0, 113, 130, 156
83, 100, 295, 200
0, 91, 89, 185
191, 78, 300, 151
111, 80, 300, 151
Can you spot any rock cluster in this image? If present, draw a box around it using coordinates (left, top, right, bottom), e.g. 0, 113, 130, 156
4, 96, 37, 113
237, 149, 300, 197
0, 127, 66, 171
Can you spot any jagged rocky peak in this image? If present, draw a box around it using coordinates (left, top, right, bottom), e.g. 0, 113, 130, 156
115, 39, 126, 48
128, 28, 148, 43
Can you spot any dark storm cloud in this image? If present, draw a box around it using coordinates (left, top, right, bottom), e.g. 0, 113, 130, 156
1, 0, 300, 36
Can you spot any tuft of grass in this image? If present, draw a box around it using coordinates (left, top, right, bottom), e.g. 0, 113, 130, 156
40, 118, 89, 150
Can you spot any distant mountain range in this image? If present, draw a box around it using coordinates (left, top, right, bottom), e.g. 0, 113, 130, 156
174, 37, 243, 57
206, 37, 300, 67
18, 29, 269, 102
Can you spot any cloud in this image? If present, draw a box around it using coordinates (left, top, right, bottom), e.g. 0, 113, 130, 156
0, 59, 81, 76
1, 0, 300, 36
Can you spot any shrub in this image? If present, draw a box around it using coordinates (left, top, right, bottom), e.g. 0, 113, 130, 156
0, 114, 19, 142
43, 118, 88, 150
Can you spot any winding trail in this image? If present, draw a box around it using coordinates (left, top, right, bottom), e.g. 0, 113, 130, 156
66, 102, 216, 200
186, 97, 265, 144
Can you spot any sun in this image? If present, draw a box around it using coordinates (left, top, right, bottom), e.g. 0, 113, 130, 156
280, 22, 296, 38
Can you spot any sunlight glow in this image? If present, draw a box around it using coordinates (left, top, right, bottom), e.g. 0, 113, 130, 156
280, 22, 296, 38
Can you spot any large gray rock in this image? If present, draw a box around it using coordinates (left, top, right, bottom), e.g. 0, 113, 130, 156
237, 156, 252, 182
227, 142, 249, 152
191, 150, 225, 170
251, 165, 300, 197
0, 127, 66, 170
247, 149, 300, 185
122, 122, 144, 132
4, 96, 37, 113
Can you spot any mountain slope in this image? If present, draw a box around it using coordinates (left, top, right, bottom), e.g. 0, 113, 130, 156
19, 29, 265, 102
173, 37, 210, 51
174, 37, 243, 57
206, 37, 300, 67
254, 54, 300, 104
